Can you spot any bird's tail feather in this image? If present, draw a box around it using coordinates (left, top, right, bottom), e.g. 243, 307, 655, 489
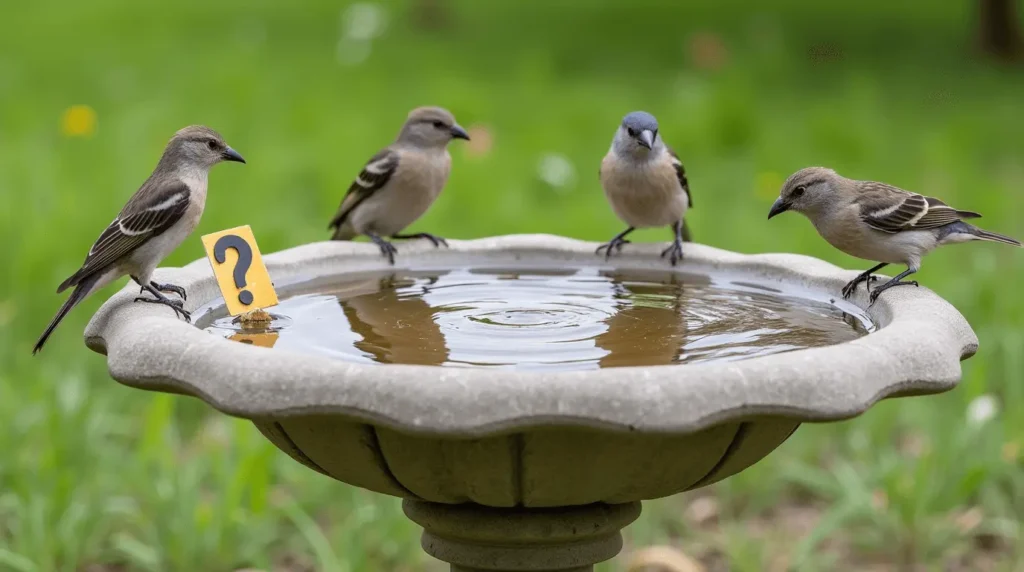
57, 268, 83, 294
681, 220, 693, 243
33, 274, 98, 354
969, 225, 1022, 247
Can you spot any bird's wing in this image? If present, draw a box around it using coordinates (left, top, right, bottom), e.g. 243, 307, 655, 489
328, 148, 401, 230
667, 147, 692, 207
857, 181, 981, 234
58, 182, 191, 292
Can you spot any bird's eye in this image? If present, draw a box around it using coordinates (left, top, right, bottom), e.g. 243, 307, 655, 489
207, 139, 219, 150
432, 120, 446, 129
792, 185, 807, 197
626, 128, 636, 137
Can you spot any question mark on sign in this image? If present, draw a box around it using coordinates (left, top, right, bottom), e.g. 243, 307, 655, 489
213, 235, 254, 305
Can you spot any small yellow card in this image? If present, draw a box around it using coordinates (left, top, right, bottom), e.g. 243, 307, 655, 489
201, 225, 278, 316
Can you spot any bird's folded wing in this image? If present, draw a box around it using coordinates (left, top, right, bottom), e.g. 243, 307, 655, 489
328, 148, 400, 230
58, 182, 191, 292
858, 181, 980, 233
668, 148, 692, 207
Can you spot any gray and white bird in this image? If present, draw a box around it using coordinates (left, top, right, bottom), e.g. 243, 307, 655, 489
768, 166, 1021, 303
328, 106, 469, 264
33, 125, 245, 354
597, 111, 692, 266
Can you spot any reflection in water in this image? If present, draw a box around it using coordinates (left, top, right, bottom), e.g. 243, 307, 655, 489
200, 267, 873, 371
342, 275, 449, 366
593, 271, 690, 368
228, 331, 280, 348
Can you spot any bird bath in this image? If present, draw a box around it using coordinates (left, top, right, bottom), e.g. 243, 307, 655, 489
84, 235, 978, 571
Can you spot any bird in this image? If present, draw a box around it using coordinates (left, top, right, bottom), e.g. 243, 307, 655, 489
33, 125, 245, 354
597, 111, 693, 266
768, 166, 1021, 303
328, 106, 470, 264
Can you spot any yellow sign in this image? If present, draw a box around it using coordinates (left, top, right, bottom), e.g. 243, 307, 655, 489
229, 332, 280, 348
201, 225, 279, 316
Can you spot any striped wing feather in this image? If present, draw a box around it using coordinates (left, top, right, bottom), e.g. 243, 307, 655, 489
858, 181, 980, 234
667, 147, 692, 208
328, 148, 400, 230
58, 182, 190, 292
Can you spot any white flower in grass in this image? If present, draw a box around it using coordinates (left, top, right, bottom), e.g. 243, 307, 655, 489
537, 153, 576, 192
966, 394, 998, 427
336, 3, 388, 66
343, 3, 388, 41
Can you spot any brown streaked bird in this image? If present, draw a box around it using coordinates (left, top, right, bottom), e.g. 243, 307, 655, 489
33, 125, 245, 354
328, 106, 470, 264
768, 167, 1021, 303
597, 111, 693, 266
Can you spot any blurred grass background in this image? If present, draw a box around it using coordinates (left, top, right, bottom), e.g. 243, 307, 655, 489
2, 0, 1024, 570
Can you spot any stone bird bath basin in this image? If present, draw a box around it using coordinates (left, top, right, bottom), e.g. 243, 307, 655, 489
84, 235, 978, 571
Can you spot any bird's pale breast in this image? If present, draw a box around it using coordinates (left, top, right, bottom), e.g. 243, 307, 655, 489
812, 205, 935, 268
601, 152, 688, 228
127, 175, 208, 282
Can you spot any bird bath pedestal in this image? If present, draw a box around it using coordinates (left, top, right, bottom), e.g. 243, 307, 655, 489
84, 235, 978, 571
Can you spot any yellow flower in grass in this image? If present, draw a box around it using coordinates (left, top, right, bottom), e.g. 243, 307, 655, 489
61, 104, 97, 138
1002, 441, 1020, 464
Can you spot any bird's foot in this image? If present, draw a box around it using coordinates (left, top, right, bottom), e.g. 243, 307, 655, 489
393, 232, 448, 248
841, 276, 871, 299
379, 242, 398, 264
868, 281, 919, 304
842, 267, 888, 300
133, 295, 192, 323
595, 238, 631, 260
368, 236, 398, 265
660, 239, 685, 266
150, 281, 187, 301
364, 232, 399, 264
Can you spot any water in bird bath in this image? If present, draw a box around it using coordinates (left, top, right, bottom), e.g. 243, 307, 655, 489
195, 267, 873, 371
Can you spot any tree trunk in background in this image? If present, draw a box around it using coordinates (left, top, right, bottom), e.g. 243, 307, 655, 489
978, 0, 1023, 61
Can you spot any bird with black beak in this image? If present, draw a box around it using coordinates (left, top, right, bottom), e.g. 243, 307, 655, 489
328, 106, 470, 264
768, 166, 1021, 303
597, 111, 693, 266
34, 125, 245, 354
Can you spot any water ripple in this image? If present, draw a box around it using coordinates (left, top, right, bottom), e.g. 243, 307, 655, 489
199, 267, 873, 372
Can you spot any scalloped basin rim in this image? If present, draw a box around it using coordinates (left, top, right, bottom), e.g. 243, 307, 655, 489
84, 234, 978, 436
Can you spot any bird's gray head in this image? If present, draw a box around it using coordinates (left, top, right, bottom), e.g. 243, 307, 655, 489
396, 106, 470, 149
612, 111, 663, 158
161, 125, 245, 170
768, 167, 842, 220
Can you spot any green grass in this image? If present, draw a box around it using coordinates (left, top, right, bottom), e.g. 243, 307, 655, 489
2, 0, 1024, 570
